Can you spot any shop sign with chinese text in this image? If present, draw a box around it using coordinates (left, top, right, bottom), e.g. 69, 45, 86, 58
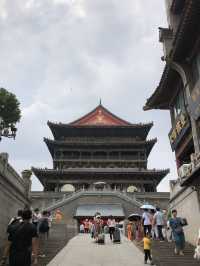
168, 113, 190, 151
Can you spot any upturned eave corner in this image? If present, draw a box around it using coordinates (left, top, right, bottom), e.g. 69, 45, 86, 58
143, 89, 159, 112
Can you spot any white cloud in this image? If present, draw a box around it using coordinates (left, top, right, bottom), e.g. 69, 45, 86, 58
0, 0, 175, 192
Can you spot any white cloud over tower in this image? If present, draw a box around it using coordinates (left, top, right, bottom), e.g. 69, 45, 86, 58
0, 0, 176, 191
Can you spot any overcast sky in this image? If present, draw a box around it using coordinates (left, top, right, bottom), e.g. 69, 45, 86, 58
0, 0, 177, 192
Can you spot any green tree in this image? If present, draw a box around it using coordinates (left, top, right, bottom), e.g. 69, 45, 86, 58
0, 88, 21, 126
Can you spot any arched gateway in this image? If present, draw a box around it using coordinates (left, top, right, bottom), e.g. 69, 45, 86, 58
31, 104, 169, 224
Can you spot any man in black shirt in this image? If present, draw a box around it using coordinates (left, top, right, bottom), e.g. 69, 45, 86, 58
1, 209, 39, 266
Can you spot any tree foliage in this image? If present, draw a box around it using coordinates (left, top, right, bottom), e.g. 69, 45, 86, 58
0, 88, 21, 126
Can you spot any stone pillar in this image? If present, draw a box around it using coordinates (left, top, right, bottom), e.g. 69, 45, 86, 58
72, 184, 78, 192
21, 170, 32, 199
105, 183, 111, 191
140, 185, 145, 193
55, 185, 59, 192
124, 184, 128, 193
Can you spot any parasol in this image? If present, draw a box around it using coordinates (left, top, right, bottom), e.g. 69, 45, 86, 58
140, 204, 156, 210
128, 213, 142, 221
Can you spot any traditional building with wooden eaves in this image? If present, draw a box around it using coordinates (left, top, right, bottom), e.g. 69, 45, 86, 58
144, 0, 200, 245
31, 104, 169, 226
32, 104, 168, 193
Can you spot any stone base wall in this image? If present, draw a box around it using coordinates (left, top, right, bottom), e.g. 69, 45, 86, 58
0, 154, 29, 253
30, 192, 69, 211
32, 193, 139, 219
31, 191, 170, 227
170, 182, 200, 245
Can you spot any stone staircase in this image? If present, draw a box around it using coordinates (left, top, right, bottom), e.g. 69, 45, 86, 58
0, 223, 76, 266
151, 240, 199, 266
37, 222, 77, 266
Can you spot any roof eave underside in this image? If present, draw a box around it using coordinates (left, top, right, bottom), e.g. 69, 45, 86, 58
144, 0, 200, 111
172, 0, 200, 62
171, 0, 186, 14
47, 122, 153, 140
44, 138, 156, 159
144, 65, 178, 111
32, 167, 169, 184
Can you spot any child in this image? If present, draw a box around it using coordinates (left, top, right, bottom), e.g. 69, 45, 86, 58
143, 232, 154, 265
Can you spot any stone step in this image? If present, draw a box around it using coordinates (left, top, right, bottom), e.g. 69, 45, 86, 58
37, 223, 77, 266
151, 240, 199, 266
1, 223, 73, 266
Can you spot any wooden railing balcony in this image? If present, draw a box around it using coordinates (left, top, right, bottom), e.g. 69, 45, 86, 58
58, 136, 143, 143
54, 158, 146, 162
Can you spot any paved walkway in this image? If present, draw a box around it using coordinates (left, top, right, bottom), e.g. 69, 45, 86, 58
48, 234, 144, 266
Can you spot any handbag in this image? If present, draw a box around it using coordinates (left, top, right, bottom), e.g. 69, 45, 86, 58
181, 218, 188, 226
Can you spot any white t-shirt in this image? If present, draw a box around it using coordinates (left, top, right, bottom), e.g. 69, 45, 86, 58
142, 212, 151, 225
154, 211, 164, 226
32, 213, 41, 223
107, 219, 116, 228
80, 224, 84, 231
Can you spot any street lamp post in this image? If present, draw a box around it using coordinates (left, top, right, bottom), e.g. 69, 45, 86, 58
0, 117, 17, 141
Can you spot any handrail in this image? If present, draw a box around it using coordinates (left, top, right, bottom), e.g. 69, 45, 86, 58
42, 189, 143, 211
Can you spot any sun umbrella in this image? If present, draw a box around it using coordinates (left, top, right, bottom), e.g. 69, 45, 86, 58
140, 204, 156, 210
128, 213, 142, 221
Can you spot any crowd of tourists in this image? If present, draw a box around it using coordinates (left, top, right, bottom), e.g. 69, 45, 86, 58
0, 208, 55, 266
126, 207, 200, 264
79, 214, 121, 244
1, 206, 199, 265
78, 207, 200, 263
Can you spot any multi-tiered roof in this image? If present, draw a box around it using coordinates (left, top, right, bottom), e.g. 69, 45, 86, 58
32, 104, 169, 192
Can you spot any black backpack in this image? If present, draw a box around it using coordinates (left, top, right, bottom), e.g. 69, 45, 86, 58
38, 219, 49, 233
7, 217, 21, 234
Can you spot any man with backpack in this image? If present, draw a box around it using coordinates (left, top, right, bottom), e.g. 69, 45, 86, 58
0, 209, 23, 266
37, 210, 50, 258
7, 210, 23, 229
0, 209, 38, 266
